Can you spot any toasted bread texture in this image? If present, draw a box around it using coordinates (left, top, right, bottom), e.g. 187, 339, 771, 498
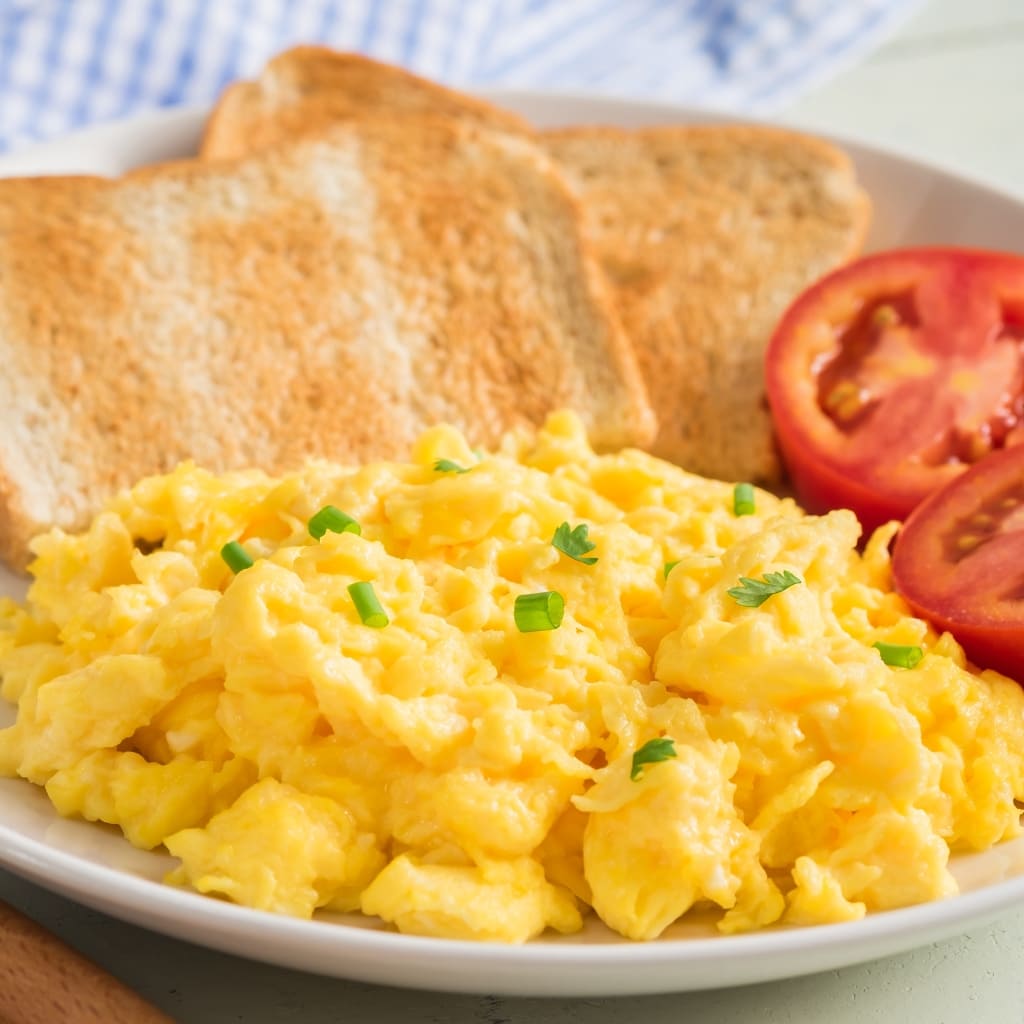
0, 119, 653, 568
197, 49, 871, 484
546, 126, 871, 483
201, 47, 530, 160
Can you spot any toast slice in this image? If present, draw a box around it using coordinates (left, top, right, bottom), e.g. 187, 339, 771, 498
201, 47, 530, 160
545, 126, 870, 483
198, 49, 870, 484
0, 118, 653, 569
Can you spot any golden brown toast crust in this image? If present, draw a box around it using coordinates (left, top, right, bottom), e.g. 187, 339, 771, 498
201, 47, 531, 160
0, 119, 653, 569
196, 48, 871, 486
546, 124, 871, 484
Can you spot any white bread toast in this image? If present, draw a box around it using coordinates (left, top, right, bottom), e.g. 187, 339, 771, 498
201, 47, 529, 159
0, 118, 653, 568
199, 48, 871, 484
545, 126, 870, 482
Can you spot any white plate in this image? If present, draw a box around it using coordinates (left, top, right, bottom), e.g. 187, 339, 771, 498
2, 94, 1024, 999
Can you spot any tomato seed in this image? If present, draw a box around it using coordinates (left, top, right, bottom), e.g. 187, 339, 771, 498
956, 533, 982, 552
965, 433, 994, 463
871, 304, 900, 329
823, 381, 857, 409
823, 381, 868, 424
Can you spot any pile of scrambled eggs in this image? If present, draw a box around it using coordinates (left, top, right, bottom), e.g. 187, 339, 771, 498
2, 412, 1023, 942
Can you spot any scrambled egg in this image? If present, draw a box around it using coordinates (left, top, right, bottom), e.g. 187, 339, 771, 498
2, 411, 1023, 943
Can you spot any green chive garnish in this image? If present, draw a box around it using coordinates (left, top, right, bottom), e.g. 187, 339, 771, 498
514, 591, 565, 632
630, 737, 677, 781
308, 505, 361, 540
873, 641, 923, 669
347, 581, 389, 628
221, 541, 253, 573
663, 560, 679, 579
733, 483, 755, 517
433, 458, 470, 474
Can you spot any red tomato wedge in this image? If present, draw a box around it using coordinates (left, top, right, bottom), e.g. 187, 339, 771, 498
892, 443, 1024, 681
765, 248, 1024, 535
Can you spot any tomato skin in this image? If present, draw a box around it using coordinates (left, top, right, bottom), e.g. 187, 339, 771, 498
765, 247, 1024, 536
772, 423, 923, 529
892, 443, 1024, 682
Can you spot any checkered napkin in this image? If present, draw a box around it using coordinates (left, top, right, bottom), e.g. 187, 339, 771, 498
0, 0, 922, 153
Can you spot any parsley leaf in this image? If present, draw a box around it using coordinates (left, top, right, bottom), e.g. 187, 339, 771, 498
630, 737, 677, 781
433, 458, 470, 474
727, 570, 802, 607
552, 522, 598, 565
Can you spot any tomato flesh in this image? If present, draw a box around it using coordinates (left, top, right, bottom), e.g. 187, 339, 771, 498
892, 443, 1024, 681
765, 248, 1024, 535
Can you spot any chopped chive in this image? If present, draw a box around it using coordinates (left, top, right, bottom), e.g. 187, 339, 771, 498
347, 581, 389, 628
434, 458, 470, 474
308, 505, 361, 540
221, 541, 253, 573
552, 522, 598, 565
733, 483, 756, 517
873, 641, 923, 669
663, 560, 679, 579
514, 591, 565, 633
630, 737, 677, 781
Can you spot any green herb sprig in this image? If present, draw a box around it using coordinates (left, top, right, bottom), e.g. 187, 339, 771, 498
630, 737, 677, 781
552, 522, 598, 565
727, 570, 802, 607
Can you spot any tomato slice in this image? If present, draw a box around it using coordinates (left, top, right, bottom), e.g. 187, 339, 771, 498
765, 248, 1024, 534
892, 442, 1024, 681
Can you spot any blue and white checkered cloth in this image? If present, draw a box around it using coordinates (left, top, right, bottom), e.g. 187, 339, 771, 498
0, 0, 923, 154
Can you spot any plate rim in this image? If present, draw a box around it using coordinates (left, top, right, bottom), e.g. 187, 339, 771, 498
5, 808, 1024, 996
3, 87, 1022, 210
